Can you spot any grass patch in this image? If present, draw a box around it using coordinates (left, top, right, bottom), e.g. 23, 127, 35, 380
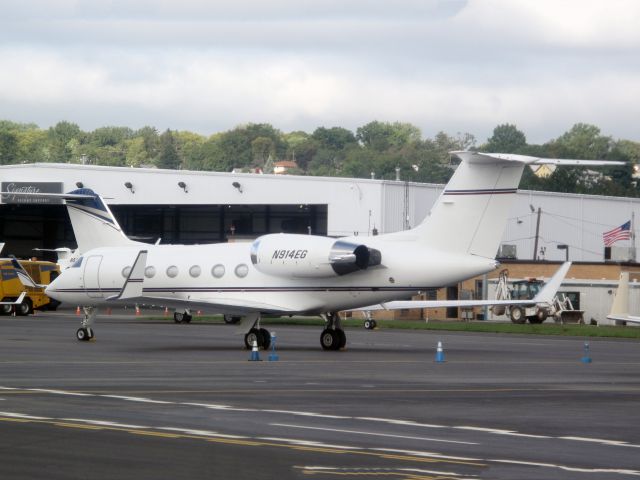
146, 315, 640, 339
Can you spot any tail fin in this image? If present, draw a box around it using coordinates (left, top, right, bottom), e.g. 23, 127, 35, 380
10, 256, 41, 288
610, 271, 629, 317
407, 152, 623, 260
65, 189, 142, 251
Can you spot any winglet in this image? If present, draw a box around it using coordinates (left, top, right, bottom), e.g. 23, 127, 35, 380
107, 250, 148, 301
9, 256, 41, 288
532, 262, 572, 304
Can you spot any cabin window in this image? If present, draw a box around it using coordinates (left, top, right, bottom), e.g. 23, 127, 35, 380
212, 264, 225, 278
145, 266, 156, 278
189, 265, 201, 278
122, 266, 132, 278
166, 265, 179, 278
235, 264, 249, 278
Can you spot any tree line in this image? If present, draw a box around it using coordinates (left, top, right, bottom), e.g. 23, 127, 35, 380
0, 119, 638, 197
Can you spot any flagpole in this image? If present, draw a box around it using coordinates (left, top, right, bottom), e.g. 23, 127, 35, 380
633, 211, 637, 262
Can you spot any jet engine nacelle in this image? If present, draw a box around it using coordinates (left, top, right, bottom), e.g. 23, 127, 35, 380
250, 233, 381, 278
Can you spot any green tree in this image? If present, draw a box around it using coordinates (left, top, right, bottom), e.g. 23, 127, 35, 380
156, 129, 181, 169
356, 121, 421, 152
483, 124, 527, 153
0, 129, 18, 164
47, 121, 82, 162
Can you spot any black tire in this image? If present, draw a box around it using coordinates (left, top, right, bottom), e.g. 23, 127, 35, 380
224, 315, 241, 324
16, 298, 33, 316
364, 320, 372, 329
76, 328, 88, 341
320, 328, 338, 351
46, 300, 61, 311
259, 328, 271, 350
182, 314, 192, 323
0, 298, 12, 315
371, 320, 377, 329
510, 306, 526, 324
244, 328, 264, 350
173, 312, 183, 323
335, 329, 346, 349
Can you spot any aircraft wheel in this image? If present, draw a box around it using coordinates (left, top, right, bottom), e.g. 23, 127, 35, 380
76, 328, 90, 341
371, 320, 377, 329
16, 298, 33, 316
335, 329, 346, 349
173, 312, 183, 323
244, 328, 264, 350
320, 328, 339, 351
259, 328, 271, 350
509, 306, 526, 324
182, 313, 192, 323
364, 319, 372, 329
224, 315, 241, 324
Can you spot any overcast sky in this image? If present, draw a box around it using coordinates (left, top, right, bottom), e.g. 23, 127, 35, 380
1, 0, 639, 144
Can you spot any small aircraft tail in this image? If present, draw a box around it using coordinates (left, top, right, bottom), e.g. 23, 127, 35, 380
405, 152, 623, 260
10, 256, 41, 288
610, 271, 630, 318
65, 189, 142, 252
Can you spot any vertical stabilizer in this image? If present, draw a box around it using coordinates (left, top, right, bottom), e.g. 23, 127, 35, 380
610, 271, 630, 317
65, 189, 142, 252
409, 153, 524, 259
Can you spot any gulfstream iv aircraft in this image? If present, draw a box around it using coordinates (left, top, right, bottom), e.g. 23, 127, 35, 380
8, 152, 619, 350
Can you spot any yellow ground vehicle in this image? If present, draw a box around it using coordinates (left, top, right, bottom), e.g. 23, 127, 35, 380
0, 259, 61, 315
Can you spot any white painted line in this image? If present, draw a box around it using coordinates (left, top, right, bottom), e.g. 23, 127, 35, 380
0, 387, 18, 390
62, 418, 149, 429
297, 466, 471, 477
270, 423, 478, 445
28, 388, 95, 397
357, 417, 446, 429
559, 436, 640, 447
263, 409, 349, 419
259, 437, 361, 450
181, 402, 259, 412
0, 411, 51, 420
492, 459, 640, 476
160, 427, 247, 439
373, 448, 483, 462
100, 395, 173, 404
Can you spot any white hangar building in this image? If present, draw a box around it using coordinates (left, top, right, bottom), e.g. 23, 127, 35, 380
1, 162, 639, 265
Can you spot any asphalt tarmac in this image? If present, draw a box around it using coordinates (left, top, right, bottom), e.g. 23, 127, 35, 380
1, 311, 639, 480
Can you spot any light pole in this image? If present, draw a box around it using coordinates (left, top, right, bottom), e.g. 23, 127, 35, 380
557, 244, 569, 261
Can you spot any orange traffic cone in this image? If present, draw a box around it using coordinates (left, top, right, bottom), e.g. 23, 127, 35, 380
106, 307, 112, 315
135, 305, 141, 316
164, 307, 169, 316
197, 310, 202, 316
76, 306, 81, 316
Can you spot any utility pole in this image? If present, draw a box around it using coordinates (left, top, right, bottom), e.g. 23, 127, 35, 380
533, 207, 542, 261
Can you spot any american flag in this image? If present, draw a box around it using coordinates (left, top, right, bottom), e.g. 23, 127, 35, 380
603, 221, 632, 247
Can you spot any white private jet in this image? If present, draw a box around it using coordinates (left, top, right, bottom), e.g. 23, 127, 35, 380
606, 271, 640, 325
2, 151, 621, 349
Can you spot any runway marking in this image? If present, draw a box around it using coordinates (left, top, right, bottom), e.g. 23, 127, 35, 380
0, 412, 485, 471
258, 437, 362, 450
295, 466, 473, 479
269, 423, 478, 445
4, 385, 640, 452
492, 459, 640, 476
372, 449, 483, 463
101, 395, 173, 404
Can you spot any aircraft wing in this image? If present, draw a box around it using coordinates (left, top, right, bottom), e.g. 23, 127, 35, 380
352, 262, 572, 312
606, 314, 640, 325
109, 294, 300, 315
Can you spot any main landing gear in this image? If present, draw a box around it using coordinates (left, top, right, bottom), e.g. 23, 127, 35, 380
320, 312, 346, 351
76, 306, 97, 341
173, 309, 192, 323
241, 313, 272, 350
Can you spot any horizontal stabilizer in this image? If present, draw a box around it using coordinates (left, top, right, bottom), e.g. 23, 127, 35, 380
451, 151, 625, 167
352, 262, 571, 312
107, 250, 148, 301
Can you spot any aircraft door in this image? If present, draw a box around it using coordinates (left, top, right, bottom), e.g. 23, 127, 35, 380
83, 255, 104, 298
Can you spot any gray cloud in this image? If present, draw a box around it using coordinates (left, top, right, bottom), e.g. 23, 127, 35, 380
1, 0, 639, 144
